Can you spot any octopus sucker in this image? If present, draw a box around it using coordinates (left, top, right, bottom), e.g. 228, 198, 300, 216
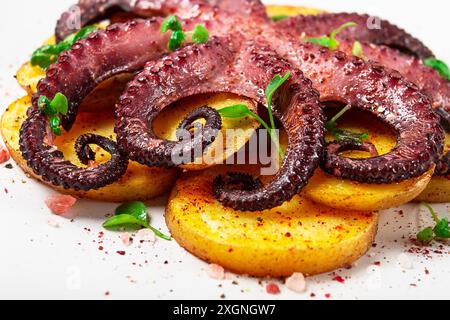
116, 36, 323, 211
275, 12, 434, 59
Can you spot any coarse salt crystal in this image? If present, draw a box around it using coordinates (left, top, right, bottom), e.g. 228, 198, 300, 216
137, 229, 156, 244
0, 145, 10, 164
120, 233, 132, 246
285, 272, 307, 293
45, 195, 77, 215
206, 263, 225, 280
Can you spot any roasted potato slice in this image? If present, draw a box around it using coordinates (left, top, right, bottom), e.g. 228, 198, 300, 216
416, 132, 450, 203
300, 109, 434, 211
153, 93, 259, 170
166, 165, 378, 277
1, 96, 178, 202
266, 5, 325, 19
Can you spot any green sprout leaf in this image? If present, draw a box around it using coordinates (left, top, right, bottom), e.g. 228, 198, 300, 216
103, 201, 171, 241
191, 24, 209, 44
271, 15, 289, 22
417, 203, 450, 244
51, 93, 68, 115
423, 58, 450, 81
434, 217, 450, 239
352, 41, 364, 58
417, 227, 434, 243
306, 21, 357, 50
218, 73, 291, 159
49, 116, 61, 136
326, 105, 369, 142
31, 26, 97, 69
115, 201, 148, 223
168, 30, 186, 51
161, 15, 183, 33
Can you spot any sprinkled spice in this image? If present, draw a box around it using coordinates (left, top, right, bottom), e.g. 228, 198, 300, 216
117, 251, 126, 256
332, 275, 345, 283
266, 282, 281, 295
324, 293, 331, 299
4, 164, 13, 169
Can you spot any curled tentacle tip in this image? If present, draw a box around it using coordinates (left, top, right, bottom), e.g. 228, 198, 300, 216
327, 140, 379, 158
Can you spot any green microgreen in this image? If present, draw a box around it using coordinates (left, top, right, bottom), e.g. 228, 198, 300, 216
218, 73, 291, 158
423, 58, 450, 81
38, 92, 69, 135
271, 15, 289, 22
306, 22, 357, 50
31, 26, 97, 69
103, 201, 171, 241
352, 41, 364, 59
326, 105, 369, 142
416, 203, 450, 244
161, 16, 209, 51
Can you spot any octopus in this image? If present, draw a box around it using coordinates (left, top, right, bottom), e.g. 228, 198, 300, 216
19, 0, 446, 211
277, 13, 450, 176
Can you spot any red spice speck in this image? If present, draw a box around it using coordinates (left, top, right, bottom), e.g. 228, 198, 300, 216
310, 293, 316, 298
325, 293, 331, 299
4, 188, 8, 194
285, 232, 291, 237
266, 282, 280, 295
117, 251, 126, 256
98, 246, 104, 251
424, 268, 430, 275
332, 275, 345, 284
105, 291, 110, 296
374, 261, 381, 266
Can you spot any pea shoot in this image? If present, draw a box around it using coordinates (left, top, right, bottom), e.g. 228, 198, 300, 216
31, 26, 97, 69
271, 15, 289, 22
217, 73, 291, 158
103, 201, 171, 241
423, 58, 450, 81
160, 16, 209, 51
352, 41, 365, 59
326, 105, 369, 142
417, 203, 450, 244
38, 92, 69, 136
306, 22, 357, 50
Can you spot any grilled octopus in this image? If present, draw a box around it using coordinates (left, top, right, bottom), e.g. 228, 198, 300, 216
19, 0, 445, 211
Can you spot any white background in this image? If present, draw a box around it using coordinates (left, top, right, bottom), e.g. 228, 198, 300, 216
0, 0, 449, 300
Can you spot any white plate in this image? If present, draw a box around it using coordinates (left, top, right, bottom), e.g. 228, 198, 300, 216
0, 0, 449, 300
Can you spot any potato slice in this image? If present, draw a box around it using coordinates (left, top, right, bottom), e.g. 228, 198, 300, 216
153, 93, 259, 170
1, 96, 178, 202
166, 165, 378, 277
266, 5, 325, 19
301, 109, 433, 211
416, 132, 450, 203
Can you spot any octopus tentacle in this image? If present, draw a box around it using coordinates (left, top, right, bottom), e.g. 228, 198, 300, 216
213, 172, 263, 193
115, 36, 324, 211
327, 140, 379, 158
55, 0, 210, 42
19, 108, 128, 191
209, 0, 268, 22
272, 40, 444, 183
276, 13, 433, 59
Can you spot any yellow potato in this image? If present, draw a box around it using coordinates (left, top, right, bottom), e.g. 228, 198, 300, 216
301, 109, 433, 211
166, 165, 378, 277
266, 5, 325, 19
1, 96, 178, 202
153, 93, 259, 170
416, 132, 450, 203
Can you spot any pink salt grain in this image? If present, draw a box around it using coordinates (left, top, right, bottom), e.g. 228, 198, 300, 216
121, 233, 132, 246
45, 195, 77, 215
0, 145, 10, 164
285, 272, 307, 293
206, 263, 225, 280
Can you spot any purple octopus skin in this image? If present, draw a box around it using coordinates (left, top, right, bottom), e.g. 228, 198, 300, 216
115, 36, 324, 211
55, 0, 211, 42
266, 36, 444, 183
276, 13, 434, 59
55, 0, 269, 42
276, 16, 450, 177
